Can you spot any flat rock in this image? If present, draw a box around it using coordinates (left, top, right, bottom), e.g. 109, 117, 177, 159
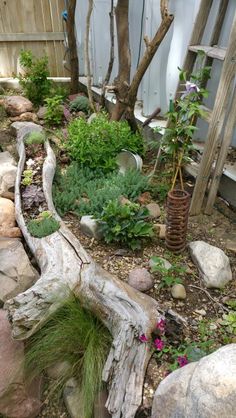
128, 268, 154, 292
0, 309, 42, 418
152, 344, 236, 418
149, 257, 172, 271
0, 227, 22, 238
4, 96, 33, 116
10, 112, 38, 123
11, 121, 43, 137
0, 151, 17, 195
0, 238, 39, 302
0, 197, 15, 228
80, 215, 103, 240
146, 203, 161, 219
189, 241, 232, 289
171, 283, 186, 300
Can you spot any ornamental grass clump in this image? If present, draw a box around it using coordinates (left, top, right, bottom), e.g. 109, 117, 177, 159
25, 131, 46, 145
66, 113, 144, 172
24, 296, 112, 418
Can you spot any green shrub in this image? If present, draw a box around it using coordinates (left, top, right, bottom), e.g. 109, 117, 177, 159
100, 200, 154, 250
44, 95, 63, 126
66, 113, 144, 171
53, 165, 151, 217
18, 50, 52, 105
25, 131, 46, 145
27, 213, 60, 238
25, 297, 111, 418
69, 95, 90, 113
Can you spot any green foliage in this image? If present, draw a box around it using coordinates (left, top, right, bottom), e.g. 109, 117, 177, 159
50, 84, 69, 101
18, 50, 52, 105
53, 165, 151, 218
44, 95, 63, 126
21, 169, 33, 186
27, 214, 60, 238
25, 131, 46, 145
220, 311, 236, 335
66, 113, 144, 171
69, 95, 91, 113
24, 296, 111, 418
150, 256, 186, 288
100, 200, 153, 250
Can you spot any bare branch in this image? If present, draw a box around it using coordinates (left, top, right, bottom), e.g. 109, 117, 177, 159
101, 0, 115, 107
85, 0, 96, 112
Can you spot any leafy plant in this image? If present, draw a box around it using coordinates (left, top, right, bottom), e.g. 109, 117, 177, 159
100, 200, 153, 250
53, 165, 151, 218
27, 215, 60, 238
18, 50, 52, 105
24, 296, 111, 418
44, 95, 63, 126
22, 185, 45, 209
69, 95, 91, 113
66, 113, 144, 171
25, 131, 46, 145
21, 169, 33, 186
150, 256, 185, 288
220, 311, 236, 335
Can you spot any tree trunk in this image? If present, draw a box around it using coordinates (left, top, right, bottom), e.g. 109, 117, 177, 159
101, 0, 115, 108
85, 0, 96, 112
67, 0, 79, 94
5, 124, 167, 418
111, 0, 174, 130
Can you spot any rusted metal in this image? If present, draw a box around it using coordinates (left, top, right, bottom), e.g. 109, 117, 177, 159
166, 189, 190, 253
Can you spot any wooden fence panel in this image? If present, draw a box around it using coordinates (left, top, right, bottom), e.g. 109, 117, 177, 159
0, 0, 69, 77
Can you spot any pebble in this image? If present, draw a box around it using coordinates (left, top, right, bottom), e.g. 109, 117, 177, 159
171, 284, 187, 300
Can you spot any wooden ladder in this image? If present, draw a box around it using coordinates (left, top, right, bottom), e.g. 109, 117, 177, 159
177, 0, 236, 215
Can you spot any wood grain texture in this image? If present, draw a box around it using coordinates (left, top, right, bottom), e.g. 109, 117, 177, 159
190, 11, 236, 215
5, 124, 171, 418
0, 0, 67, 76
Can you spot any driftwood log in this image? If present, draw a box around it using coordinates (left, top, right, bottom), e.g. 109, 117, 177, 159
6, 124, 181, 418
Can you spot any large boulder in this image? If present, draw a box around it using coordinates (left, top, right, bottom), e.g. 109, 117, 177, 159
4, 96, 33, 116
189, 241, 232, 289
0, 197, 15, 227
0, 238, 39, 302
152, 344, 236, 418
0, 309, 42, 418
0, 151, 17, 195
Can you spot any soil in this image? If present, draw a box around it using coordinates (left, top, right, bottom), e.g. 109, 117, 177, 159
0, 123, 236, 418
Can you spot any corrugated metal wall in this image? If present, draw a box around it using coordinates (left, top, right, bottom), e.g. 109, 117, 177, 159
75, 0, 236, 145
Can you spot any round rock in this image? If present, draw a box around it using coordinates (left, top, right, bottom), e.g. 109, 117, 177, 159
146, 203, 161, 219
128, 268, 154, 292
171, 283, 186, 300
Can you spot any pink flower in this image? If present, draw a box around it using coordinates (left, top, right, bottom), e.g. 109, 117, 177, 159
177, 355, 188, 367
154, 338, 165, 351
156, 318, 166, 334
139, 334, 148, 343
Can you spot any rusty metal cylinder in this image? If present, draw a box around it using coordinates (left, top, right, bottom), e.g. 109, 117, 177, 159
165, 189, 190, 253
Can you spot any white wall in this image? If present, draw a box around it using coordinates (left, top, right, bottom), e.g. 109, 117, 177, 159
75, 0, 236, 146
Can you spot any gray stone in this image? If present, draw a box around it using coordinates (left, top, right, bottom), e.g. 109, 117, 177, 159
0, 238, 39, 302
4, 96, 33, 116
87, 113, 97, 124
152, 344, 236, 418
64, 379, 84, 418
146, 203, 161, 219
11, 121, 43, 137
0, 309, 42, 418
0, 151, 17, 195
37, 106, 47, 119
80, 215, 103, 240
149, 257, 172, 271
128, 268, 154, 292
189, 240, 232, 289
171, 283, 186, 300
46, 361, 71, 380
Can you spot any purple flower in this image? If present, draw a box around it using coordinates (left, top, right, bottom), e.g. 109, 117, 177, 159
154, 338, 165, 351
177, 355, 188, 367
156, 318, 166, 334
139, 334, 148, 343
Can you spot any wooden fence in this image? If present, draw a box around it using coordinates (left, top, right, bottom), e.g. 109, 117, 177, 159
0, 0, 69, 77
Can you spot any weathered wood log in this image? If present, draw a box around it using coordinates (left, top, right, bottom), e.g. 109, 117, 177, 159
5, 123, 181, 418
